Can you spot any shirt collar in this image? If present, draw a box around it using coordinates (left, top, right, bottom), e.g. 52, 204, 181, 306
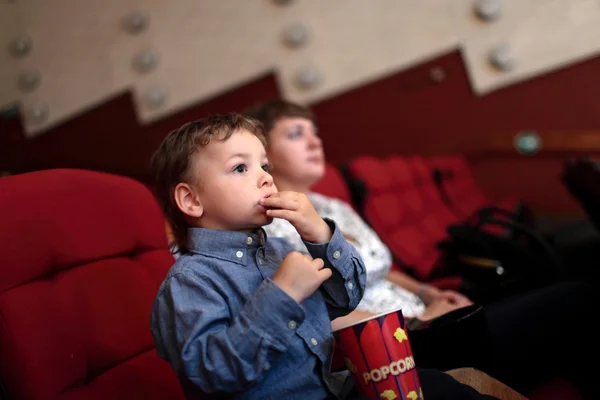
187, 227, 267, 265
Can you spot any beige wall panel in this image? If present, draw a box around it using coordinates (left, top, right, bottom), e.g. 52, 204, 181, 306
4, 0, 600, 137
452, 0, 547, 41
275, 0, 460, 104
16, 0, 140, 137
0, 3, 21, 109
130, 0, 283, 123
461, 0, 600, 95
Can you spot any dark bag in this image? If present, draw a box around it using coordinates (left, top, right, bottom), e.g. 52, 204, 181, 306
407, 305, 492, 372
562, 157, 600, 231
437, 207, 562, 303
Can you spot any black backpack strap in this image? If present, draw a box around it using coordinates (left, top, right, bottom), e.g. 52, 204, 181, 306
432, 167, 465, 219
471, 214, 562, 280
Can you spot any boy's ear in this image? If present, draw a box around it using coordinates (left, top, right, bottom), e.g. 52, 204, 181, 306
173, 182, 204, 218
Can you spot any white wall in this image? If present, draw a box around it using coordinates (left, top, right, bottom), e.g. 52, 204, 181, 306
1, 0, 599, 137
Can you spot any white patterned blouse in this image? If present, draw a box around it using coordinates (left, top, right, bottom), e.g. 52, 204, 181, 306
264, 192, 426, 318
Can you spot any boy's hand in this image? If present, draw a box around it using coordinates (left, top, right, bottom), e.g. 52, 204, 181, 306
261, 191, 332, 243
272, 251, 333, 303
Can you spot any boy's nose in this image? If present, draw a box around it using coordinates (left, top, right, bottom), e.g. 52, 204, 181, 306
259, 170, 273, 188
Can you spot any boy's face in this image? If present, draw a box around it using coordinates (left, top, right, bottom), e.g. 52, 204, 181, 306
189, 129, 277, 232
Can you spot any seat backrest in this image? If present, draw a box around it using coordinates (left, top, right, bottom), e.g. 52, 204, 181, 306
387, 156, 460, 231
404, 156, 463, 227
310, 163, 353, 205
0, 169, 184, 400
426, 156, 525, 234
426, 156, 489, 216
346, 156, 448, 280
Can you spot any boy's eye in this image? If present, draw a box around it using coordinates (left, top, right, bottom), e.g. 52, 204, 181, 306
233, 164, 247, 173
262, 163, 273, 173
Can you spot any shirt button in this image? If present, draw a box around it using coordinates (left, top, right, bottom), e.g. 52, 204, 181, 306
263, 362, 271, 371
287, 321, 297, 330
246, 237, 253, 245
333, 250, 341, 259
236, 251, 243, 258
258, 258, 263, 265
310, 338, 318, 346
347, 281, 354, 290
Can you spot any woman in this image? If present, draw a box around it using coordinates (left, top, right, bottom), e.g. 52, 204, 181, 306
245, 99, 597, 398
247, 100, 476, 323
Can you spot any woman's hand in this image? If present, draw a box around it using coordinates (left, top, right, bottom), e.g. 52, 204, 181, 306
419, 298, 465, 321
437, 290, 473, 307
420, 285, 473, 307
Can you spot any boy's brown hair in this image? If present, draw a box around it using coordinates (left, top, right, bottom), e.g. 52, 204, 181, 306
150, 113, 266, 254
243, 99, 315, 138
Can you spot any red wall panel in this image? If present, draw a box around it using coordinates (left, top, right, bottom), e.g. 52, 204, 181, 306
2, 51, 600, 215
310, 50, 600, 214
0, 74, 280, 180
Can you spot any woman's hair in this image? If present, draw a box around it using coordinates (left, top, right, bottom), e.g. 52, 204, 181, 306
150, 113, 265, 254
243, 98, 315, 137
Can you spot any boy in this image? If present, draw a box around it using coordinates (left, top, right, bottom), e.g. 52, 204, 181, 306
149, 113, 367, 399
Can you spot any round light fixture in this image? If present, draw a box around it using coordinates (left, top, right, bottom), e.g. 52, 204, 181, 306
295, 66, 322, 90
123, 11, 149, 34
429, 66, 446, 83
143, 86, 167, 109
18, 69, 41, 92
9, 35, 32, 58
489, 43, 516, 71
133, 49, 159, 73
24, 101, 49, 124
474, 0, 502, 21
282, 24, 309, 49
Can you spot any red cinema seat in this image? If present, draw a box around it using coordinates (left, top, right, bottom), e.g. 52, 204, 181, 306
310, 163, 353, 206
425, 156, 525, 231
345, 156, 459, 284
0, 169, 184, 400
389, 156, 461, 231
310, 162, 462, 290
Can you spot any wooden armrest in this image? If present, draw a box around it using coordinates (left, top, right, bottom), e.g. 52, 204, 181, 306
445, 368, 528, 400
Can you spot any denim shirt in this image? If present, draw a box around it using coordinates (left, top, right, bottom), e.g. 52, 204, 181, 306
150, 219, 367, 400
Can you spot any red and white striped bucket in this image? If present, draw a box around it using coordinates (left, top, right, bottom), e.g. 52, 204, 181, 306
335, 308, 423, 400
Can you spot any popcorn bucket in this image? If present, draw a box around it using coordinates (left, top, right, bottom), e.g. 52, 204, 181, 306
334, 308, 423, 400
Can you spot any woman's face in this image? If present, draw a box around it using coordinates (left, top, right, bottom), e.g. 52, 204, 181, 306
266, 117, 325, 188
